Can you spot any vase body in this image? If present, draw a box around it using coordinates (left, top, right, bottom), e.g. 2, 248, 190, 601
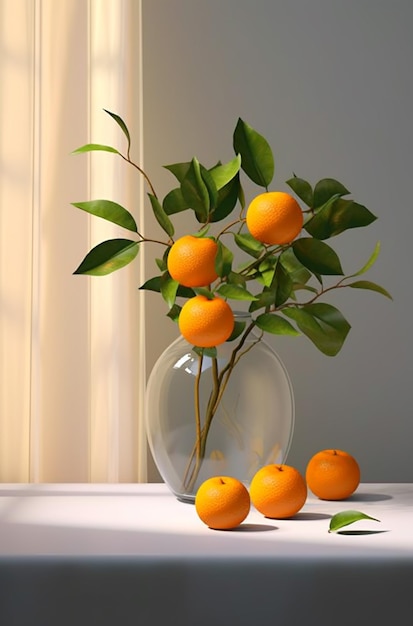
145, 316, 295, 502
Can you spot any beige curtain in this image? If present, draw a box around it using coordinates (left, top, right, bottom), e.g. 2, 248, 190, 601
0, 0, 147, 482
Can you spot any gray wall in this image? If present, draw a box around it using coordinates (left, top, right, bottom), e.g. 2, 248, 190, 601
142, 0, 413, 482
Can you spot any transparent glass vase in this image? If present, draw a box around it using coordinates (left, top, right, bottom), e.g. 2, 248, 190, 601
145, 313, 295, 503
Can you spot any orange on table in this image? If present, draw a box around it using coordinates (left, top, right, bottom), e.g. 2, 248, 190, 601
195, 476, 251, 530
246, 191, 303, 245
178, 295, 234, 348
249, 464, 307, 519
167, 234, 219, 287
305, 449, 361, 500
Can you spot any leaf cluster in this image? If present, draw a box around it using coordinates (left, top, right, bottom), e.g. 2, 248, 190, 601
72, 111, 391, 356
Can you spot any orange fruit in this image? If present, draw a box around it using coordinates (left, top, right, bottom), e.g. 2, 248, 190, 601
195, 476, 250, 530
167, 235, 219, 287
178, 295, 234, 348
249, 464, 307, 519
246, 191, 303, 245
305, 449, 360, 500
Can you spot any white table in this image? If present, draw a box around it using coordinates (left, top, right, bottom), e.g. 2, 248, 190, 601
0, 483, 412, 625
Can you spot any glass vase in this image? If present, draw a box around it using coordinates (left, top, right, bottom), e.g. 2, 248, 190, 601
145, 313, 295, 503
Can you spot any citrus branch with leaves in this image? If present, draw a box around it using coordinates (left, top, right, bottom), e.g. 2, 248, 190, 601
72, 110, 391, 494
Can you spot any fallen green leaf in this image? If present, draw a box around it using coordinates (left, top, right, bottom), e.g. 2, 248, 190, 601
329, 510, 381, 533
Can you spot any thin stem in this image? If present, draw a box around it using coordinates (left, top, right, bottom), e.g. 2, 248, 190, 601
279, 277, 349, 310
136, 234, 171, 247
118, 152, 158, 198
181, 352, 204, 491
216, 218, 245, 240
182, 355, 221, 493
205, 357, 220, 417
194, 352, 203, 457
216, 322, 257, 387
211, 329, 260, 416
181, 323, 260, 494
238, 246, 285, 277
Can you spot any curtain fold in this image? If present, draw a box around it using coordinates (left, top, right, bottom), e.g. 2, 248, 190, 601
0, 0, 147, 482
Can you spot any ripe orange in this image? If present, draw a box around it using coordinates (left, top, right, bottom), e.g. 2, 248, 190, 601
178, 295, 234, 348
246, 191, 303, 245
249, 464, 307, 519
195, 476, 250, 530
167, 235, 219, 287
305, 449, 361, 500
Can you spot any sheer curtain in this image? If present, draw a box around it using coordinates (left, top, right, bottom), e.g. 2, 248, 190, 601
0, 0, 147, 482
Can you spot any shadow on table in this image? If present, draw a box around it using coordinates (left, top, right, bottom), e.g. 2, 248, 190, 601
346, 492, 393, 502
225, 523, 277, 533
336, 529, 390, 536
292, 512, 331, 521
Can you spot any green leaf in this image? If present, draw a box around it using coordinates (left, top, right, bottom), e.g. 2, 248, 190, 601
192, 225, 211, 238
160, 245, 171, 270
329, 510, 381, 533
73, 239, 139, 276
215, 240, 233, 278
313, 178, 350, 209
305, 198, 377, 240
72, 143, 119, 155
167, 304, 181, 322
72, 199, 137, 232
226, 271, 247, 288
156, 257, 167, 272
148, 194, 174, 238
286, 176, 313, 207
255, 313, 300, 336
139, 275, 195, 298
255, 262, 276, 288
348, 280, 393, 299
233, 118, 274, 188
292, 238, 344, 275
163, 161, 191, 183
139, 276, 162, 293
194, 346, 217, 358
216, 284, 257, 301
303, 194, 340, 239
291, 283, 319, 296
210, 175, 240, 222
209, 154, 241, 190
234, 232, 265, 258
181, 158, 215, 222
193, 287, 214, 299
163, 187, 190, 216
283, 303, 351, 356
160, 273, 179, 309
103, 109, 131, 152
248, 288, 276, 313
270, 262, 293, 307
227, 320, 247, 342
200, 164, 219, 214
353, 241, 381, 276
280, 247, 312, 285
238, 180, 246, 210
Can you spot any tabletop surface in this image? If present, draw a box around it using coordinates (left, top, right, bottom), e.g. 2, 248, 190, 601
0, 482, 411, 560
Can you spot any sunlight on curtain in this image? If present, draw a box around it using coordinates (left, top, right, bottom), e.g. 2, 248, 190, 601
88, 0, 147, 482
0, 0, 34, 481
0, 0, 147, 482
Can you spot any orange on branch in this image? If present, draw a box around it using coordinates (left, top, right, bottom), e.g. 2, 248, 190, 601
246, 191, 303, 245
167, 235, 219, 287
178, 295, 234, 348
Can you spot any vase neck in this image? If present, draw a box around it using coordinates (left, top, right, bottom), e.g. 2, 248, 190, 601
233, 311, 252, 322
